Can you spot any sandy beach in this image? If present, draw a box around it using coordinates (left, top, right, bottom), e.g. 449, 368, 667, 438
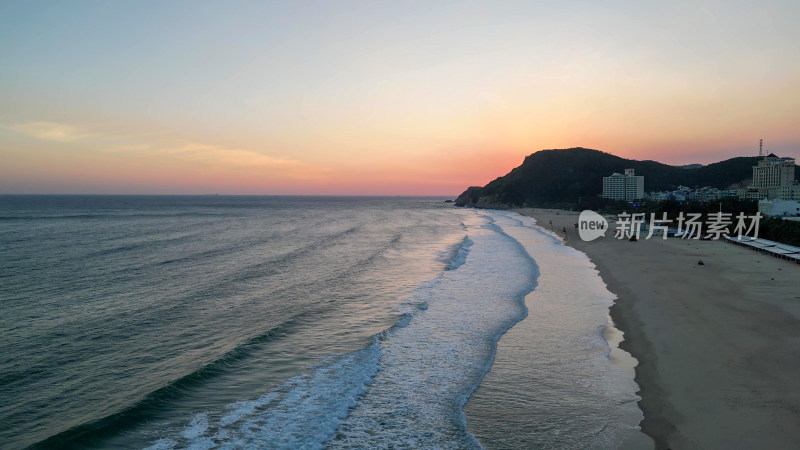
518, 208, 800, 449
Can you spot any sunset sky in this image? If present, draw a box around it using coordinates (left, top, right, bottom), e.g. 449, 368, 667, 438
2, 1, 799, 195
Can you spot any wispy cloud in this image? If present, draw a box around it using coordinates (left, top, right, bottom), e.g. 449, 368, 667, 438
5, 120, 332, 181
101, 143, 153, 153
6, 121, 95, 142
157, 142, 331, 179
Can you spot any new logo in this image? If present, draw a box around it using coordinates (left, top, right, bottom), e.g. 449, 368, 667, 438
578, 210, 608, 241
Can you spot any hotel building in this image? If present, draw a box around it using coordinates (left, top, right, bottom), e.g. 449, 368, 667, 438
603, 168, 644, 201
740, 154, 797, 200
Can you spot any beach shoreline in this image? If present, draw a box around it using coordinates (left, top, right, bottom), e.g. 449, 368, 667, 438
516, 208, 800, 449
464, 210, 650, 449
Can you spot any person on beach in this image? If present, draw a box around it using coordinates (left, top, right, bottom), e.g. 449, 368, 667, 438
562, 226, 568, 241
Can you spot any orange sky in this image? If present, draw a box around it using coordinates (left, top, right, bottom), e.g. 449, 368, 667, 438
2, 1, 799, 195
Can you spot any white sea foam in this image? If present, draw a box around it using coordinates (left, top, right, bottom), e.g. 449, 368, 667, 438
182, 414, 209, 440
146, 209, 646, 449
444, 235, 473, 270
327, 212, 537, 448
464, 210, 645, 448
218, 392, 279, 427
153, 209, 538, 449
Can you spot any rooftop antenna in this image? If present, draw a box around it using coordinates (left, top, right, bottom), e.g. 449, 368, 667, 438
759, 138, 763, 157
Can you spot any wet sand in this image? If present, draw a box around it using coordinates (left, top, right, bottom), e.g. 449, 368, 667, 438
518, 208, 800, 449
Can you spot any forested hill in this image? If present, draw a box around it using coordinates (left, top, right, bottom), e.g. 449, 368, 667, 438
454, 147, 761, 208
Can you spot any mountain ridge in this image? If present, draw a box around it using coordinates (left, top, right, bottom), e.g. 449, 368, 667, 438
454, 147, 762, 208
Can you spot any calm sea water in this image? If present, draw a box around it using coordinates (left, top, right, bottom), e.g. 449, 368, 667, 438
0, 196, 643, 449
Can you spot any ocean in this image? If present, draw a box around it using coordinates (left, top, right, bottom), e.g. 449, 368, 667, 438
0, 196, 643, 449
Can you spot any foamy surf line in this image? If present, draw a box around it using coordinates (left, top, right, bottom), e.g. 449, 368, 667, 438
464, 210, 648, 448
145, 211, 538, 449
514, 211, 641, 381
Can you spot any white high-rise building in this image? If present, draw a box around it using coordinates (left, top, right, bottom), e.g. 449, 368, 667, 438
752, 154, 795, 190
752, 154, 796, 199
603, 168, 644, 201
739, 154, 797, 200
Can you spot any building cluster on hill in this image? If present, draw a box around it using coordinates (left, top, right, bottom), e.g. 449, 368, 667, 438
600, 153, 800, 217
646, 185, 738, 202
